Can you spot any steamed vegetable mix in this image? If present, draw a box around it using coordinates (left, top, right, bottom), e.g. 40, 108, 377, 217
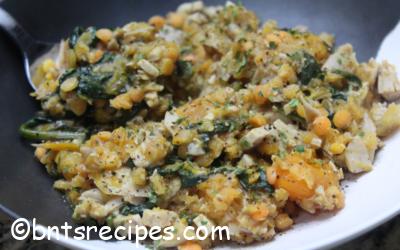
21, 1, 400, 249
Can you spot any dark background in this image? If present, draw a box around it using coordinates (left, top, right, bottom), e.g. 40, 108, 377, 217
0, 0, 399, 247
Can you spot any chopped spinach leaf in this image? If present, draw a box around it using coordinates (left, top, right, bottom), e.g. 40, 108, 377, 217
59, 66, 114, 99
179, 211, 196, 225
148, 190, 158, 205
286, 112, 307, 129
83, 26, 98, 47
210, 166, 245, 176
119, 190, 158, 216
291, 51, 323, 85
180, 46, 193, 55
235, 51, 248, 73
268, 41, 277, 49
328, 70, 361, 101
294, 144, 305, 153
238, 168, 274, 193
158, 162, 208, 188
330, 87, 348, 101
19, 117, 87, 141
176, 60, 193, 79
77, 67, 113, 99
59, 68, 77, 84
105, 214, 116, 227
189, 118, 244, 140
332, 69, 361, 86
68, 26, 98, 48
158, 162, 274, 193
158, 162, 183, 176
96, 51, 116, 64
119, 203, 152, 216
114, 102, 146, 126
288, 98, 299, 108
281, 28, 301, 35
240, 139, 251, 150
69, 27, 84, 48
179, 168, 208, 188
199, 133, 211, 143
213, 119, 238, 133
164, 153, 181, 165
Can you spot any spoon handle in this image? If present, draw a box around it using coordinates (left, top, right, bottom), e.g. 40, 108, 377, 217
0, 7, 40, 57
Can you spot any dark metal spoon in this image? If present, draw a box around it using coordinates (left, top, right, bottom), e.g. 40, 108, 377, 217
0, 7, 57, 90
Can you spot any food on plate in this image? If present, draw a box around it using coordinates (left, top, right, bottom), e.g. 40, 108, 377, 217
20, 1, 400, 248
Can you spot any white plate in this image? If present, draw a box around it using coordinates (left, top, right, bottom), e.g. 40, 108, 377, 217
48, 22, 400, 250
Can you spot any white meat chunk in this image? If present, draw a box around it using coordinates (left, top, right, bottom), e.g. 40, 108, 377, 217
240, 125, 272, 150
323, 44, 358, 73
177, 1, 204, 13
156, 25, 185, 45
73, 189, 123, 221
358, 59, 379, 88
129, 128, 172, 168
187, 139, 206, 156
193, 214, 216, 233
300, 96, 323, 123
90, 167, 150, 204
377, 60, 400, 101
345, 137, 372, 173
361, 113, 379, 161
273, 119, 301, 146
371, 102, 400, 137
163, 111, 180, 135
142, 208, 178, 228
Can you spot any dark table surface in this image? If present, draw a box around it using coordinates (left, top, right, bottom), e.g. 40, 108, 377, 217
0, 0, 399, 249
